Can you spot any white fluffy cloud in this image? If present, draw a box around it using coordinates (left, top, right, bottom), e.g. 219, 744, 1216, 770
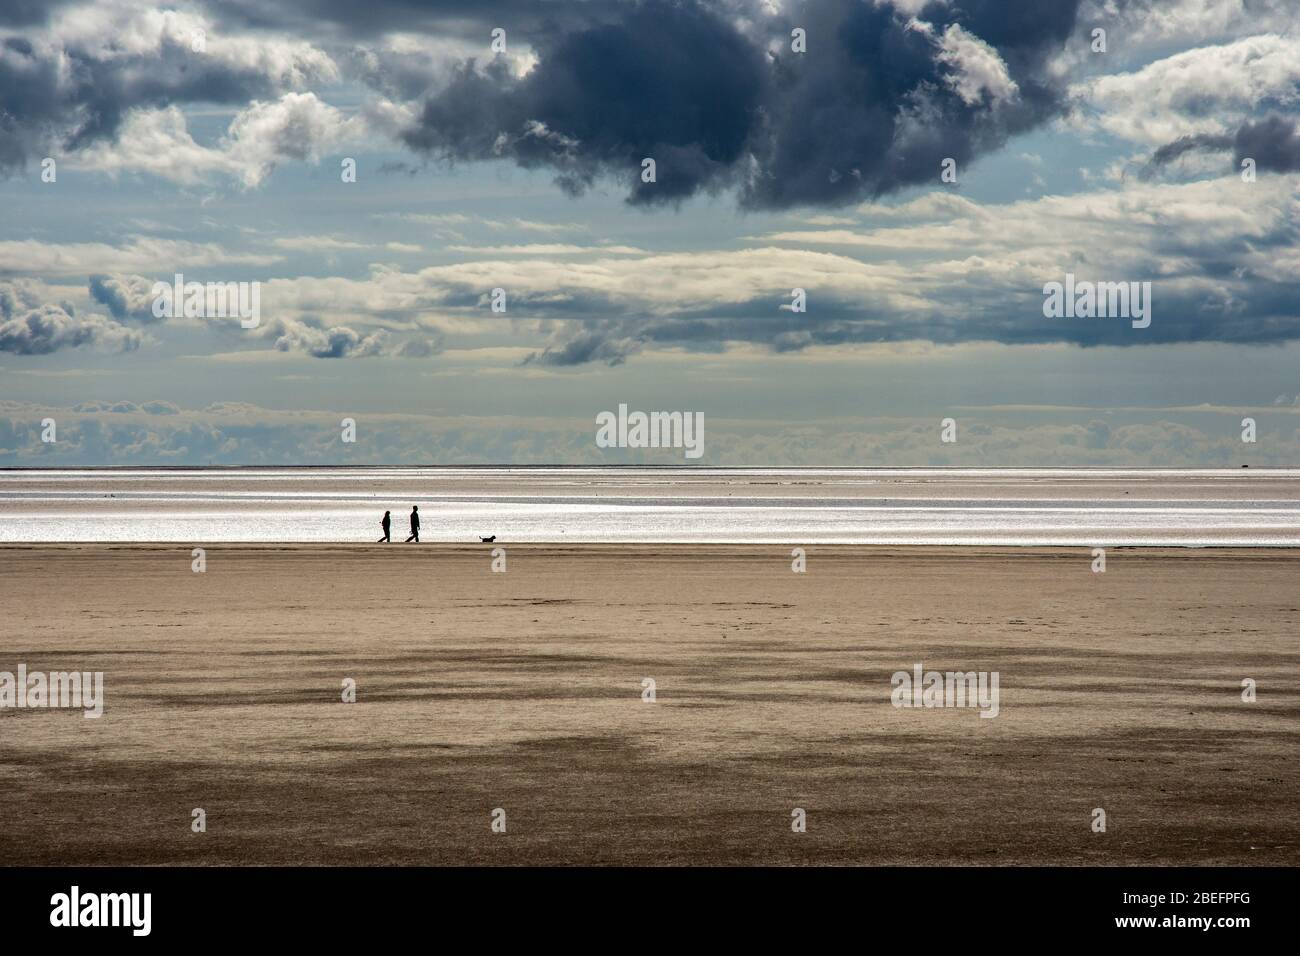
1070, 34, 1300, 146
1078, 0, 1300, 54
73, 92, 371, 187
222, 93, 370, 187
930, 22, 1019, 107
34, 1, 337, 85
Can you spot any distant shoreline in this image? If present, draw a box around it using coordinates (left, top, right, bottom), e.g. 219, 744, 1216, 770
3, 468, 1298, 545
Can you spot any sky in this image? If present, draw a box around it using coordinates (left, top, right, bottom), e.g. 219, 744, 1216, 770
1, 0, 1299, 466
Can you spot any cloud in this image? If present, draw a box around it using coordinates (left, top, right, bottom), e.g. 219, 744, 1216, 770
4, 0, 1298, 374
1069, 34, 1300, 147
109, 170, 1288, 366
521, 329, 643, 367
0, 1, 339, 174
0, 237, 278, 276
1075, 0, 1300, 59
1143, 115, 1300, 179
399, 0, 1084, 209
88, 273, 160, 321
267, 317, 441, 359
200, 0, 613, 44
402, 1, 765, 205
140, 399, 180, 414
0, 1, 79, 27
1234, 115, 1300, 172
445, 243, 644, 255
271, 318, 389, 358
395, 335, 443, 358
72, 92, 369, 186
923, 21, 1020, 107
0, 280, 141, 354
272, 235, 370, 253
219, 91, 368, 187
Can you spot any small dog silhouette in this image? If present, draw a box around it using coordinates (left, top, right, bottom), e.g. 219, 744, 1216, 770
480, 535, 496, 543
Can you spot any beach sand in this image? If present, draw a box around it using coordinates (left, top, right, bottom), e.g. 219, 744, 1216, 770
1, 543, 1297, 865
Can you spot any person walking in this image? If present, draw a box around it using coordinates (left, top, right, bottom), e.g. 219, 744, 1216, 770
378, 510, 391, 543
405, 506, 420, 543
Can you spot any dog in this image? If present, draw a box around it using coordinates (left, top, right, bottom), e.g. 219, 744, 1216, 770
480, 535, 496, 543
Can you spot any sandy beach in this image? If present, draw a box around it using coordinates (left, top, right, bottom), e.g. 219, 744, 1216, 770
1, 543, 1297, 865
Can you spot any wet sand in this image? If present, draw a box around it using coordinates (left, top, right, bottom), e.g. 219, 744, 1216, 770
1, 543, 1297, 865
6, 468, 1299, 545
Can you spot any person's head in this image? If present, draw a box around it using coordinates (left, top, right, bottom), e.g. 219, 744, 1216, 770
412, 506, 418, 511
384, 511, 390, 516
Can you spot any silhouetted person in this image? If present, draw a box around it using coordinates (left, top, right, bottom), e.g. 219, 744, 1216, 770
378, 510, 391, 543
405, 506, 420, 543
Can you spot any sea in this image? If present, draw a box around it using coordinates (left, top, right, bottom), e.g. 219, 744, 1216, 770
2, 467, 1298, 546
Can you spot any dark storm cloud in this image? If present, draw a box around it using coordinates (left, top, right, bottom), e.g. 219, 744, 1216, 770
741, 0, 1082, 208
0, 34, 65, 170
400, 0, 1086, 208
1234, 115, 1300, 172
403, 0, 766, 204
0, 0, 1101, 197
1144, 116, 1300, 179
0, 1, 79, 27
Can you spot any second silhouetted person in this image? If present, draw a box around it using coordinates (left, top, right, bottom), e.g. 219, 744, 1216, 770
405, 506, 420, 543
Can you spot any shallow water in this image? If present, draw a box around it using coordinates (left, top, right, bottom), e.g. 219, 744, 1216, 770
2, 467, 1298, 545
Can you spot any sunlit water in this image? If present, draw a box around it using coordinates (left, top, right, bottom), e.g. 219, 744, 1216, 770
2, 467, 1298, 545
